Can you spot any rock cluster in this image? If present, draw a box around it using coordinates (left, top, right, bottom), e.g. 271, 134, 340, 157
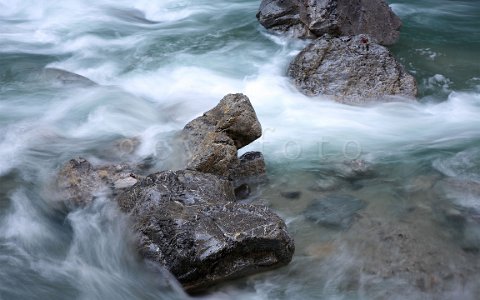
257, 0, 417, 103
56, 93, 294, 292
304, 194, 366, 229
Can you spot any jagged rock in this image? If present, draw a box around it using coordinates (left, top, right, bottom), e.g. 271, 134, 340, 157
182, 94, 263, 178
116, 170, 294, 292
257, 0, 402, 45
304, 194, 367, 228
56, 158, 141, 207
435, 178, 480, 252
288, 35, 417, 104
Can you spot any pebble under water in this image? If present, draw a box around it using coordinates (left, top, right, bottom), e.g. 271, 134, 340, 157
1, 0, 480, 299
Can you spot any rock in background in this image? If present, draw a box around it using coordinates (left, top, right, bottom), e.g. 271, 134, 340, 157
257, 0, 402, 45
257, 0, 418, 104
288, 35, 417, 104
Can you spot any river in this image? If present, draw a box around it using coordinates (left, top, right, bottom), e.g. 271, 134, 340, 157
1, 0, 479, 299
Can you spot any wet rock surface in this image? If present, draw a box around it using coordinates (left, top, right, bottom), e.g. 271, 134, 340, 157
56, 157, 141, 207
55, 93, 294, 293
435, 178, 480, 252
116, 170, 295, 292
288, 35, 417, 104
257, 0, 402, 45
182, 93, 263, 178
304, 194, 367, 229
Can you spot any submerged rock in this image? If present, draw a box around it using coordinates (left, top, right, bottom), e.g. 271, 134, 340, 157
435, 178, 480, 252
288, 35, 417, 104
436, 178, 480, 214
116, 170, 294, 292
280, 191, 302, 200
56, 158, 141, 207
344, 215, 480, 295
338, 159, 376, 181
182, 93, 264, 179
304, 194, 367, 228
257, 0, 402, 45
40, 68, 97, 87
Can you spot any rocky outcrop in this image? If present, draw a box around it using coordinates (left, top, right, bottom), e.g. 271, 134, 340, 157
182, 93, 264, 179
288, 35, 417, 104
116, 170, 295, 292
55, 93, 294, 293
257, 0, 402, 45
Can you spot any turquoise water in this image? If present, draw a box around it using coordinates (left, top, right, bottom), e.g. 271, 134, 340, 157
1, 0, 480, 299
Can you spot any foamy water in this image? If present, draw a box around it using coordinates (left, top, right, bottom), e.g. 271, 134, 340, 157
1, 0, 480, 299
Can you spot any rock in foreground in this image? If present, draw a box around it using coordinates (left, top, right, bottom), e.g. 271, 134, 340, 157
288, 35, 417, 104
116, 170, 295, 292
257, 0, 402, 45
55, 93, 293, 293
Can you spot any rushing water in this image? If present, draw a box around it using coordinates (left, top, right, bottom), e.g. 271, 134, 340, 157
1, 0, 480, 299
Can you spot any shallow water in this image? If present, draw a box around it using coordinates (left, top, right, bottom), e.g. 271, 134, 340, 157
1, 0, 480, 299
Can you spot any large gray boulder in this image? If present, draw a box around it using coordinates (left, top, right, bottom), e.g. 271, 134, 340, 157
257, 0, 402, 45
288, 35, 417, 104
182, 93, 264, 178
116, 170, 295, 292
